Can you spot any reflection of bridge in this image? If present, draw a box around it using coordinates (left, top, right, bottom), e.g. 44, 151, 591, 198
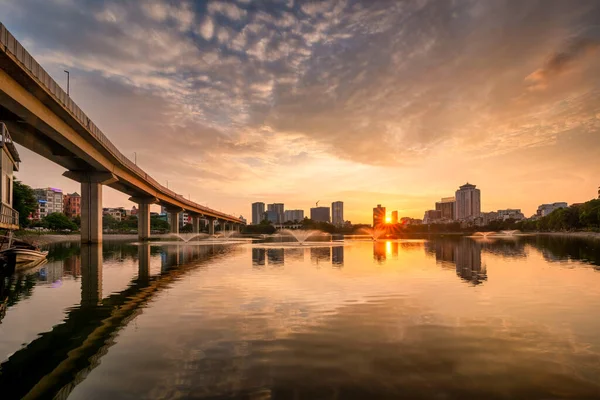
0, 23, 244, 243
0, 243, 226, 399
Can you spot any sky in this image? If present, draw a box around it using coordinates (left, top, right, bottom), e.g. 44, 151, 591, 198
1, 0, 599, 223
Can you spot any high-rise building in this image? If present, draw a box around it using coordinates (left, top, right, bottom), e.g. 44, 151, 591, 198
423, 210, 442, 224
265, 210, 279, 224
251, 202, 265, 224
310, 206, 330, 222
284, 209, 304, 222
373, 204, 386, 227
435, 197, 456, 220
63, 192, 81, 218
267, 203, 284, 224
455, 183, 481, 220
391, 211, 398, 224
34, 187, 63, 217
331, 201, 344, 226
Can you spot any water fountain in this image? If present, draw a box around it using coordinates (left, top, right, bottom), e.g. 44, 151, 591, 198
280, 229, 326, 245
217, 230, 238, 240
358, 227, 387, 241
167, 233, 209, 243
473, 231, 497, 238
500, 230, 521, 236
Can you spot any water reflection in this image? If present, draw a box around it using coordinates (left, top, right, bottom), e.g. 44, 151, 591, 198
310, 247, 331, 265
0, 241, 234, 399
1, 236, 599, 399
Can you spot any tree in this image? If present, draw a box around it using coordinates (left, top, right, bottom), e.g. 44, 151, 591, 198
43, 212, 78, 231
12, 179, 37, 227
181, 223, 193, 233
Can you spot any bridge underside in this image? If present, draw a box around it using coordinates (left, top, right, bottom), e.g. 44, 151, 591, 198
0, 31, 244, 242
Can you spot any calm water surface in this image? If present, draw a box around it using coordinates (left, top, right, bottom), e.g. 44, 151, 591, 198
1, 235, 600, 399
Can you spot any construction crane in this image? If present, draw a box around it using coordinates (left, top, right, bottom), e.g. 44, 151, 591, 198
316, 200, 320, 207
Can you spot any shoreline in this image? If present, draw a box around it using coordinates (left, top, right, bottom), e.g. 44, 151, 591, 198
17, 233, 138, 247
15, 230, 600, 246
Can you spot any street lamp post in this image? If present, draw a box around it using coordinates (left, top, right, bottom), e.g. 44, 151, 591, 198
64, 70, 70, 96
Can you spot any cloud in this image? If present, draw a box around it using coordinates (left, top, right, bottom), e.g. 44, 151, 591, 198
2, 0, 600, 219
526, 37, 600, 90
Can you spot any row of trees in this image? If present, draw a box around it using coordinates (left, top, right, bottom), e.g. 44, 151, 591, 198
516, 199, 600, 232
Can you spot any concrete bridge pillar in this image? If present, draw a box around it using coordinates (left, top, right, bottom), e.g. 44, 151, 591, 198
63, 171, 117, 244
208, 219, 215, 236
81, 244, 102, 306
165, 206, 183, 235
191, 214, 201, 234
130, 196, 157, 241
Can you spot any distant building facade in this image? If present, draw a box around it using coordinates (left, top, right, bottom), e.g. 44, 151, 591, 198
435, 197, 456, 220
34, 187, 63, 218
310, 206, 330, 223
63, 192, 81, 218
423, 210, 442, 224
265, 210, 279, 224
284, 209, 304, 222
267, 203, 284, 224
103, 207, 126, 221
0, 123, 20, 229
373, 204, 386, 227
251, 202, 265, 224
391, 210, 398, 224
537, 202, 568, 217
497, 209, 525, 221
455, 183, 481, 220
331, 201, 344, 226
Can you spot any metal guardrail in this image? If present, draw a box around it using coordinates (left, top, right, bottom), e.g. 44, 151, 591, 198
0, 23, 242, 223
0, 203, 19, 227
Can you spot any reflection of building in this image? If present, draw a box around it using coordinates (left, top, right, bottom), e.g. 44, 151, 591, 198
252, 248, 265, 266
331, 201, 344, 226
373, 241, 386, 262
455, 240, 486, 285
252, 202, 265, 224
310, 247, 331, 264
310, 206, 330, 223
455, 183, 481, 220
63, 254, 82, 277
391, 211, 398, 224
267, 248, 284, 265
391, 241, 399, 258
267, 203, 285, 224
284, 209, 304, 222
435, 197, 456, 220
285, 248, 305, 261
373, 204, 386, 227
431, 239, 486, 285
63, 192, 81, 218
332, 246, 344, 266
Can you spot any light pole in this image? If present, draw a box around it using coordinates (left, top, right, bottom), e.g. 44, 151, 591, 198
64, 70, 70, 96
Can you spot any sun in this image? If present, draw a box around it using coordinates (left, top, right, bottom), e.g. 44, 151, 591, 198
385, 216, 392, 223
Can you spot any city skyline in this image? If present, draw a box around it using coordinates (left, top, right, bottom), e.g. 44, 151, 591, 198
2, 0, 599, 224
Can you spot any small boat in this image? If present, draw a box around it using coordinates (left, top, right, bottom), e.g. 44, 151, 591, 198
9, 247, 49, 264
0, 237, 48, 264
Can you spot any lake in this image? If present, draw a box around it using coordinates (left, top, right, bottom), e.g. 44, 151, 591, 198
1, 235, 600, 399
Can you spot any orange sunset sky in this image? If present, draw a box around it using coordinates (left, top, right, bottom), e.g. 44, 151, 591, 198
2, 0, 599, 223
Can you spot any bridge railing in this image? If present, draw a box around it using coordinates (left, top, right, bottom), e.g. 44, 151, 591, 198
0, 23, 242, 223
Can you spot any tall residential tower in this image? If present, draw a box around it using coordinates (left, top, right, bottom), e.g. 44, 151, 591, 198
455, 183, 481, 220
331, 201, 344, 226
251, 202, 265, 225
